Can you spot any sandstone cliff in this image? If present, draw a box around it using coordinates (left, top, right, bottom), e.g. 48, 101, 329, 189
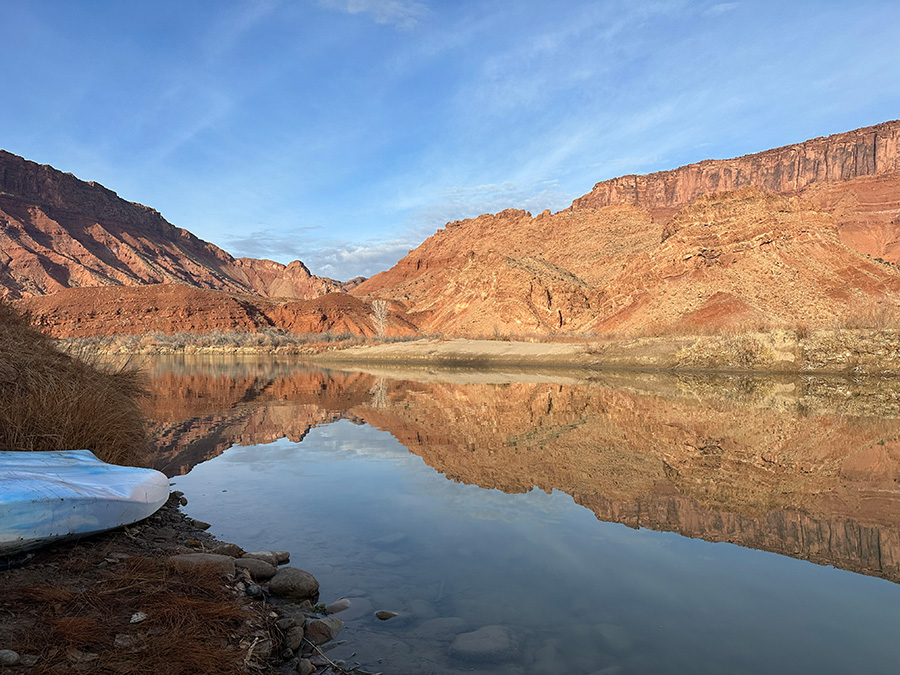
571, 120, 900, 212
0, 149, 348, 300
356, 188, 900, 335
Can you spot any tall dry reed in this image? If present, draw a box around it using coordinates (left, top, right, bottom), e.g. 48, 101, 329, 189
0, 301, 148, 465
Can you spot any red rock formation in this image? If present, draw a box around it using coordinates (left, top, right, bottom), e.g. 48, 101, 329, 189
13, 283, 417, 339
571, 120, 900, 212
0, 149, 350, 300
356, 188, 900, 335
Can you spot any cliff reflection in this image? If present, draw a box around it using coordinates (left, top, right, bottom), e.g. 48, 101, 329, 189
145, 357, 900, 584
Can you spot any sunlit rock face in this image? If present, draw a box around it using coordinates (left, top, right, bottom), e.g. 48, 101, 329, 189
0, 149, 347, 300
570, 120, 900, 213
143, 363, 900, 584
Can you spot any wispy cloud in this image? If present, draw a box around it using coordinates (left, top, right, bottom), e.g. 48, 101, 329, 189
318, 0, 428, 29
704, 2, 740, 16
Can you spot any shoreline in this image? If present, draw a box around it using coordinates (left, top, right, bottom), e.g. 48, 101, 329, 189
0, 492, 369, 674
61, 328, 900, 376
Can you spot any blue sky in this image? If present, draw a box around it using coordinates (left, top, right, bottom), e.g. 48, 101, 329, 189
3, 1, 899, 280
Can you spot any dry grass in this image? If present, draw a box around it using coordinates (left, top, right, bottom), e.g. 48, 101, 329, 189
0, 300, 148, 465
7, 556, 255, 675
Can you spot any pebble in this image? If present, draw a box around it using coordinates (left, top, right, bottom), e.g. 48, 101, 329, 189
276, 618, 297, 631
129, 612, 147, 624
296, 659, 315, 675
0, 650, 20, 667
372, 552, 406, 566
252, 638, 274, 659
305, 616, 343, 645
234, 557, 277, 580
189, 518, 211, 530
268, 567, 319, 602
596, 623, 632, 654
375, 610, 398, 621
410, 616, 468, 639
324, 598, 351, 615
449, 625, 517, 663
246, 584, 263, 598
211, 542, 244, 557
283, 625, 305, 652
242, 551, 280, 566
114, 634, 141, 651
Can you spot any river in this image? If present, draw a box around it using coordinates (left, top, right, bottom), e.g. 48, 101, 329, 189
144, 356, 900, 674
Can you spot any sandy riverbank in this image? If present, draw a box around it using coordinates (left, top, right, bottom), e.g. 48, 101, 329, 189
312, 330, 900, 376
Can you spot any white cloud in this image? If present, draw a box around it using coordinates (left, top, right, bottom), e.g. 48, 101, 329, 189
308, 239, 420, 279
318, 0, 429, 29
704, 2, 740, 16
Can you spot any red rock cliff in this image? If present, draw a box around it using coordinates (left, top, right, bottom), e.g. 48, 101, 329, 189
571, 120, 900, 212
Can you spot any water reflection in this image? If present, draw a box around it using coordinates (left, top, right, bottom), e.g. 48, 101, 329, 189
144, 357, 900, 586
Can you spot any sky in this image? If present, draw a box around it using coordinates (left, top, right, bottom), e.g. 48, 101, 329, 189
2, 1, 900, 281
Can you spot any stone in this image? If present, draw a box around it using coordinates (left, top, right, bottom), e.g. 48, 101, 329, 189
407, 598, 438, 619
276, 618, 297, 631
0, 650, 20, 667
234, 557, 277, 581
274, 551, 291, 564
129, 612, 147, 624
375, 610, 398, 621
324, 598, 351, 615
252, 638, 274, 659
296, 659, 315, 675
242, 551, 280, 566
268, 567, 319, 601
372, 552, 406, 566
167, 553, 235, 576
114, 634, 141, 651
283, 625, 305, 652
212, 543, 244, 557
189, 518, 211, 530
410, 617, 468, 639
596, 623, 632, 654
449, 625, 517, 663
305, 616, 343, 645
245, 584, 263, 598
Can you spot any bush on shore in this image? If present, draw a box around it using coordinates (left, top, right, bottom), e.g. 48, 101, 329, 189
0, 301, 147, 465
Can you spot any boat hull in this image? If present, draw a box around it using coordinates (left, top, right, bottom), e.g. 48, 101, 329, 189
0, 450, 169, 555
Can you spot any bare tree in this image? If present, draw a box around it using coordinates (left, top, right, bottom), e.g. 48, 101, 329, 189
372, 299, 389, 337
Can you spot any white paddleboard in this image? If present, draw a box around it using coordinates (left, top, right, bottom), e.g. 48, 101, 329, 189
0, 450, 169, 555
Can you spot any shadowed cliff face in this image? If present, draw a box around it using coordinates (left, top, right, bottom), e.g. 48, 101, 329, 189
144, 362, 900, 584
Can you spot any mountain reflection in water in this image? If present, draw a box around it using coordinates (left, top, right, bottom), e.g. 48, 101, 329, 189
143, 356, 900, 586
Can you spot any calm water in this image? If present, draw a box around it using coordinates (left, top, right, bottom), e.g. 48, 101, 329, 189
145, 356, 900, 674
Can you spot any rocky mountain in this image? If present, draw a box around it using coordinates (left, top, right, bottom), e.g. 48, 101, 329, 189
356, 121, 900, 336
0, 149, 351, 300
5, 120, 900, 339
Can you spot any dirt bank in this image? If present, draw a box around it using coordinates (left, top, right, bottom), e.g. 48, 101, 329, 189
312, 330, 900, 375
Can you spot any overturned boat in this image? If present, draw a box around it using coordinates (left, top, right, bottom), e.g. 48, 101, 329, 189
0, 449, 169, 555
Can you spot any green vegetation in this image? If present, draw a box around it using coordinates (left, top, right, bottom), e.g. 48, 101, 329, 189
0, 301, 147, 465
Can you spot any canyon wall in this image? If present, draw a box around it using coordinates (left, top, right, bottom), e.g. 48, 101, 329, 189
571, 120, 900, 212
0, 149, 348, 300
